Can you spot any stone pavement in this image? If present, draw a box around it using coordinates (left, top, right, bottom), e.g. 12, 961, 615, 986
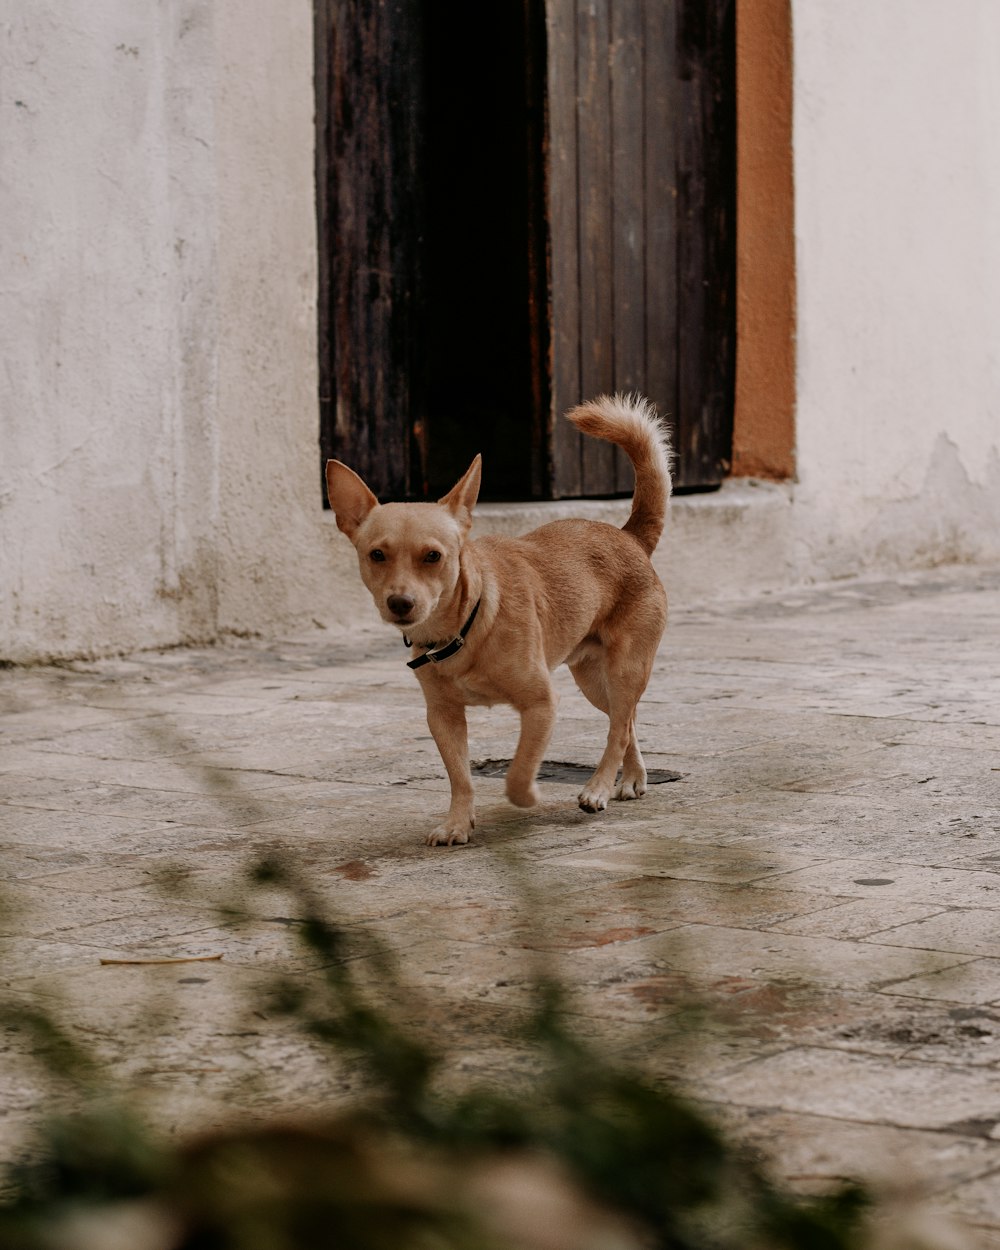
2, 564, 1000, 1241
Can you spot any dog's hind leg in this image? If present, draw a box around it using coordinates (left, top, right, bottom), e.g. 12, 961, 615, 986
570, 649, 649, 811
614, 732, 647, 800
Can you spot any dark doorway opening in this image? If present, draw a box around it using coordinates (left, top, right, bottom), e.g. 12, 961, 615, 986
421, 1, 549, 500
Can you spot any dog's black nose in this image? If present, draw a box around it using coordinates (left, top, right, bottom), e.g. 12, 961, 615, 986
387, 594, 415, 618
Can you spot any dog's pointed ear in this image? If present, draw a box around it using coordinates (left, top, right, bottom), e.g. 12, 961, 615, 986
325, 460, 378, 539
438, 454, 481, 528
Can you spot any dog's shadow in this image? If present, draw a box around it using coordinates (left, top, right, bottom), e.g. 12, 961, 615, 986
431, 759, 685, 848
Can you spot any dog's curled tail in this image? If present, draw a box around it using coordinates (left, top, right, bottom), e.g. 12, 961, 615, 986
565, 393, 673, 555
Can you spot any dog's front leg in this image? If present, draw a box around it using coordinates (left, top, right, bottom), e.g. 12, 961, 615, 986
506, 685, 558, 808
424, 694, 476, 847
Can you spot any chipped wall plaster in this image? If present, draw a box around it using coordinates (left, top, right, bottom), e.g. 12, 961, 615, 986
0, 2, 222, 659
789, 0, 1000, 580
0, 0, 363, 663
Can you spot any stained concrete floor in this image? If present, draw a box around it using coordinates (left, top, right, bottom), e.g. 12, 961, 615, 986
2, 564, 1000, 1241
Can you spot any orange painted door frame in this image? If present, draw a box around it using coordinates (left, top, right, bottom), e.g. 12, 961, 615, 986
733, 0, 796, 480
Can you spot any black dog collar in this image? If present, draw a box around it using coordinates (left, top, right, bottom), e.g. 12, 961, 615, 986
405, 598, 481, 670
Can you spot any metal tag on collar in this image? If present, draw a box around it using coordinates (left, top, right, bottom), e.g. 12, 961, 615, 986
428, 636, 463, 662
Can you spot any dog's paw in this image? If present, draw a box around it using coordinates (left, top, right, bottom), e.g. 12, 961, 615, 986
506, 778, 540, 809
614, 776, 647, 801
426, 815, 474, 848
577, 786, 609, 813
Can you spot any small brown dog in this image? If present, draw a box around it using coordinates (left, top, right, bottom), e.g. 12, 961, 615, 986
325, 394, 671, 846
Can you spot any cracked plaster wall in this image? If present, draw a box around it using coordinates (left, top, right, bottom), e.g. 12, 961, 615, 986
1, 3, 221, 660
0, 2, 222, 665
0, 1, 361, 662
790, 0, 1000, 580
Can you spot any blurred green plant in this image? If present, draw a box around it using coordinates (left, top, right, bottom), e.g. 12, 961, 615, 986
0, 850, 876, 1250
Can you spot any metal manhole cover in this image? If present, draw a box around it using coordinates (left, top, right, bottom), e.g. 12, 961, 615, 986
470, 759, 683, 785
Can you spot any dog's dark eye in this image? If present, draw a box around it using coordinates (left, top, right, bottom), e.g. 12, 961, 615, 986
423, 551, 442, 564
370, 549, 386, 563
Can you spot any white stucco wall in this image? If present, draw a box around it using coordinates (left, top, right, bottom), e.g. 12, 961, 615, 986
1, 2, 221, 658
790, 0, 1000, 577
209, 0, 360, 640
0, 0, 362, 662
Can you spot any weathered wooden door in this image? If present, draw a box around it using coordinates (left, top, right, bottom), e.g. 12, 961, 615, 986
315, 0, 735, 500
314, 0, 425, 501
547, 0, 735, 494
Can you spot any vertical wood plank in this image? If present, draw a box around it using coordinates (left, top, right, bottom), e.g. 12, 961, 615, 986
546, 0, 584, 497
705, 0, 737, 485
318, 0, 422, 500
577, 0, 617, 493
676, 0, 706, 489
610, 0, 644, 492
334, 0, 379, 486
643, 0, 679, 464
524, 0, 552, 499
383, 0, 425, 496
676, 0, 735, 488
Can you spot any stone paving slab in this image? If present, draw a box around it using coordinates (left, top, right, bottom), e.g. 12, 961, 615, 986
713, 1105, 1000, 1195
703, 1046, 1000, 1133
867, 909, 1000, 959
2, 564, 1000, 1239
